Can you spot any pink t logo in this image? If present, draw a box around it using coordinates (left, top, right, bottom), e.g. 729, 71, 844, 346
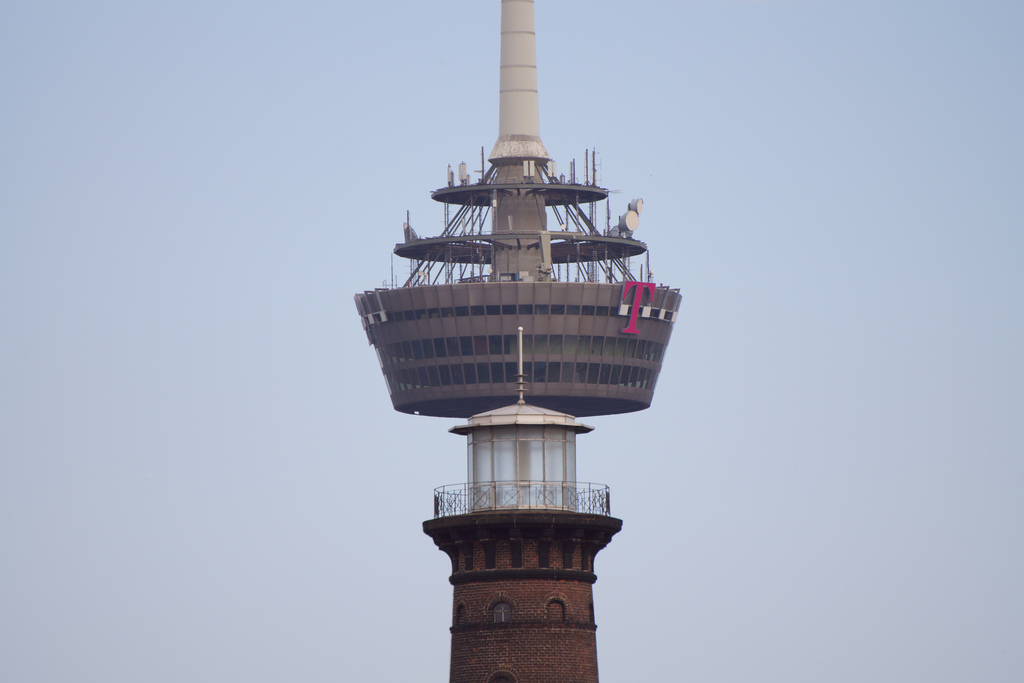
620, 281, 657, 334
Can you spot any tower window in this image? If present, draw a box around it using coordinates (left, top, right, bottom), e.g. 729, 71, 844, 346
493, 601, 512, 623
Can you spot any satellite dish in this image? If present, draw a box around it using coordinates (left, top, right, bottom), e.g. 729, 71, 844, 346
628, 198, 644, 215
618, 210, 640, 233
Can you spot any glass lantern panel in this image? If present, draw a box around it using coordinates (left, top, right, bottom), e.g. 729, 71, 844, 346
519, 425, 544, 440
518, 437, 544, 481
492, 425, 517, 441
545, 441, 565, 482
566, 439, 576, 483
543, 425, 564, 440
472, 442, 492, 483
493, 439, 516, 481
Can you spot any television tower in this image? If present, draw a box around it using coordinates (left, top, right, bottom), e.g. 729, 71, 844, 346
355, 2, 680, 681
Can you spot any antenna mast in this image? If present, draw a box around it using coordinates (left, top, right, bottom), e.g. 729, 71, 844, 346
515, 326, 526, 404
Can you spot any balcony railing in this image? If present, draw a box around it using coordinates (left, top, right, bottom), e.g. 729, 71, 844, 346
432, 481, 611, 518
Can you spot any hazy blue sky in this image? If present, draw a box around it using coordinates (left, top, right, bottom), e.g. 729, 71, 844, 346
2, 1, 1022, 681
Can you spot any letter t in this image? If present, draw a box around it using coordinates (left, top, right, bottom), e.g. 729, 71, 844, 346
620, 281, 656, 334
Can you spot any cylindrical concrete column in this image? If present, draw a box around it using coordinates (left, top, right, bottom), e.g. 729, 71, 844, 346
490, 0, 549, 161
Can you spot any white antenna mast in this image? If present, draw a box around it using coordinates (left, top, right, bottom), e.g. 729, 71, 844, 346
489, 0, 549, 162
516, 326, 526, 404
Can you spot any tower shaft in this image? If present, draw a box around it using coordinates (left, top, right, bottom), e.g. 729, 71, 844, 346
490, 0, 549, 162
355, 1, 682, 681
424, 511, 621, 683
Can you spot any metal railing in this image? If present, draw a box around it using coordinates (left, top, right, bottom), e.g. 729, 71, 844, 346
432, 481, 611, 518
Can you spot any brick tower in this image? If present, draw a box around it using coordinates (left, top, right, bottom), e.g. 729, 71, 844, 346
424, 399, 621, 683
354, 2, 679, 681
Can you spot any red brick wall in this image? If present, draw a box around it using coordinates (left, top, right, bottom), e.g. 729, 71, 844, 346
450, 576, 599, 683
424, 511, 621, 683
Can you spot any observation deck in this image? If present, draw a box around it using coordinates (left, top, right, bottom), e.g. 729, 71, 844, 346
355, 280, 680, 417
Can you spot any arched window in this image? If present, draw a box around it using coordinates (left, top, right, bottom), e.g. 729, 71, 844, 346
493, 601, 512, 623
546, 599, 566, 622
454, 603, 465, 625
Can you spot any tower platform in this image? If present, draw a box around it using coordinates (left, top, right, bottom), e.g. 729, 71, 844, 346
356, 281, 679, 417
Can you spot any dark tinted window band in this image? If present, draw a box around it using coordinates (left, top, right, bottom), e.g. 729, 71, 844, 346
385, 303, 674, 322
380, 335, 665, 366
384, 363, 655, 390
